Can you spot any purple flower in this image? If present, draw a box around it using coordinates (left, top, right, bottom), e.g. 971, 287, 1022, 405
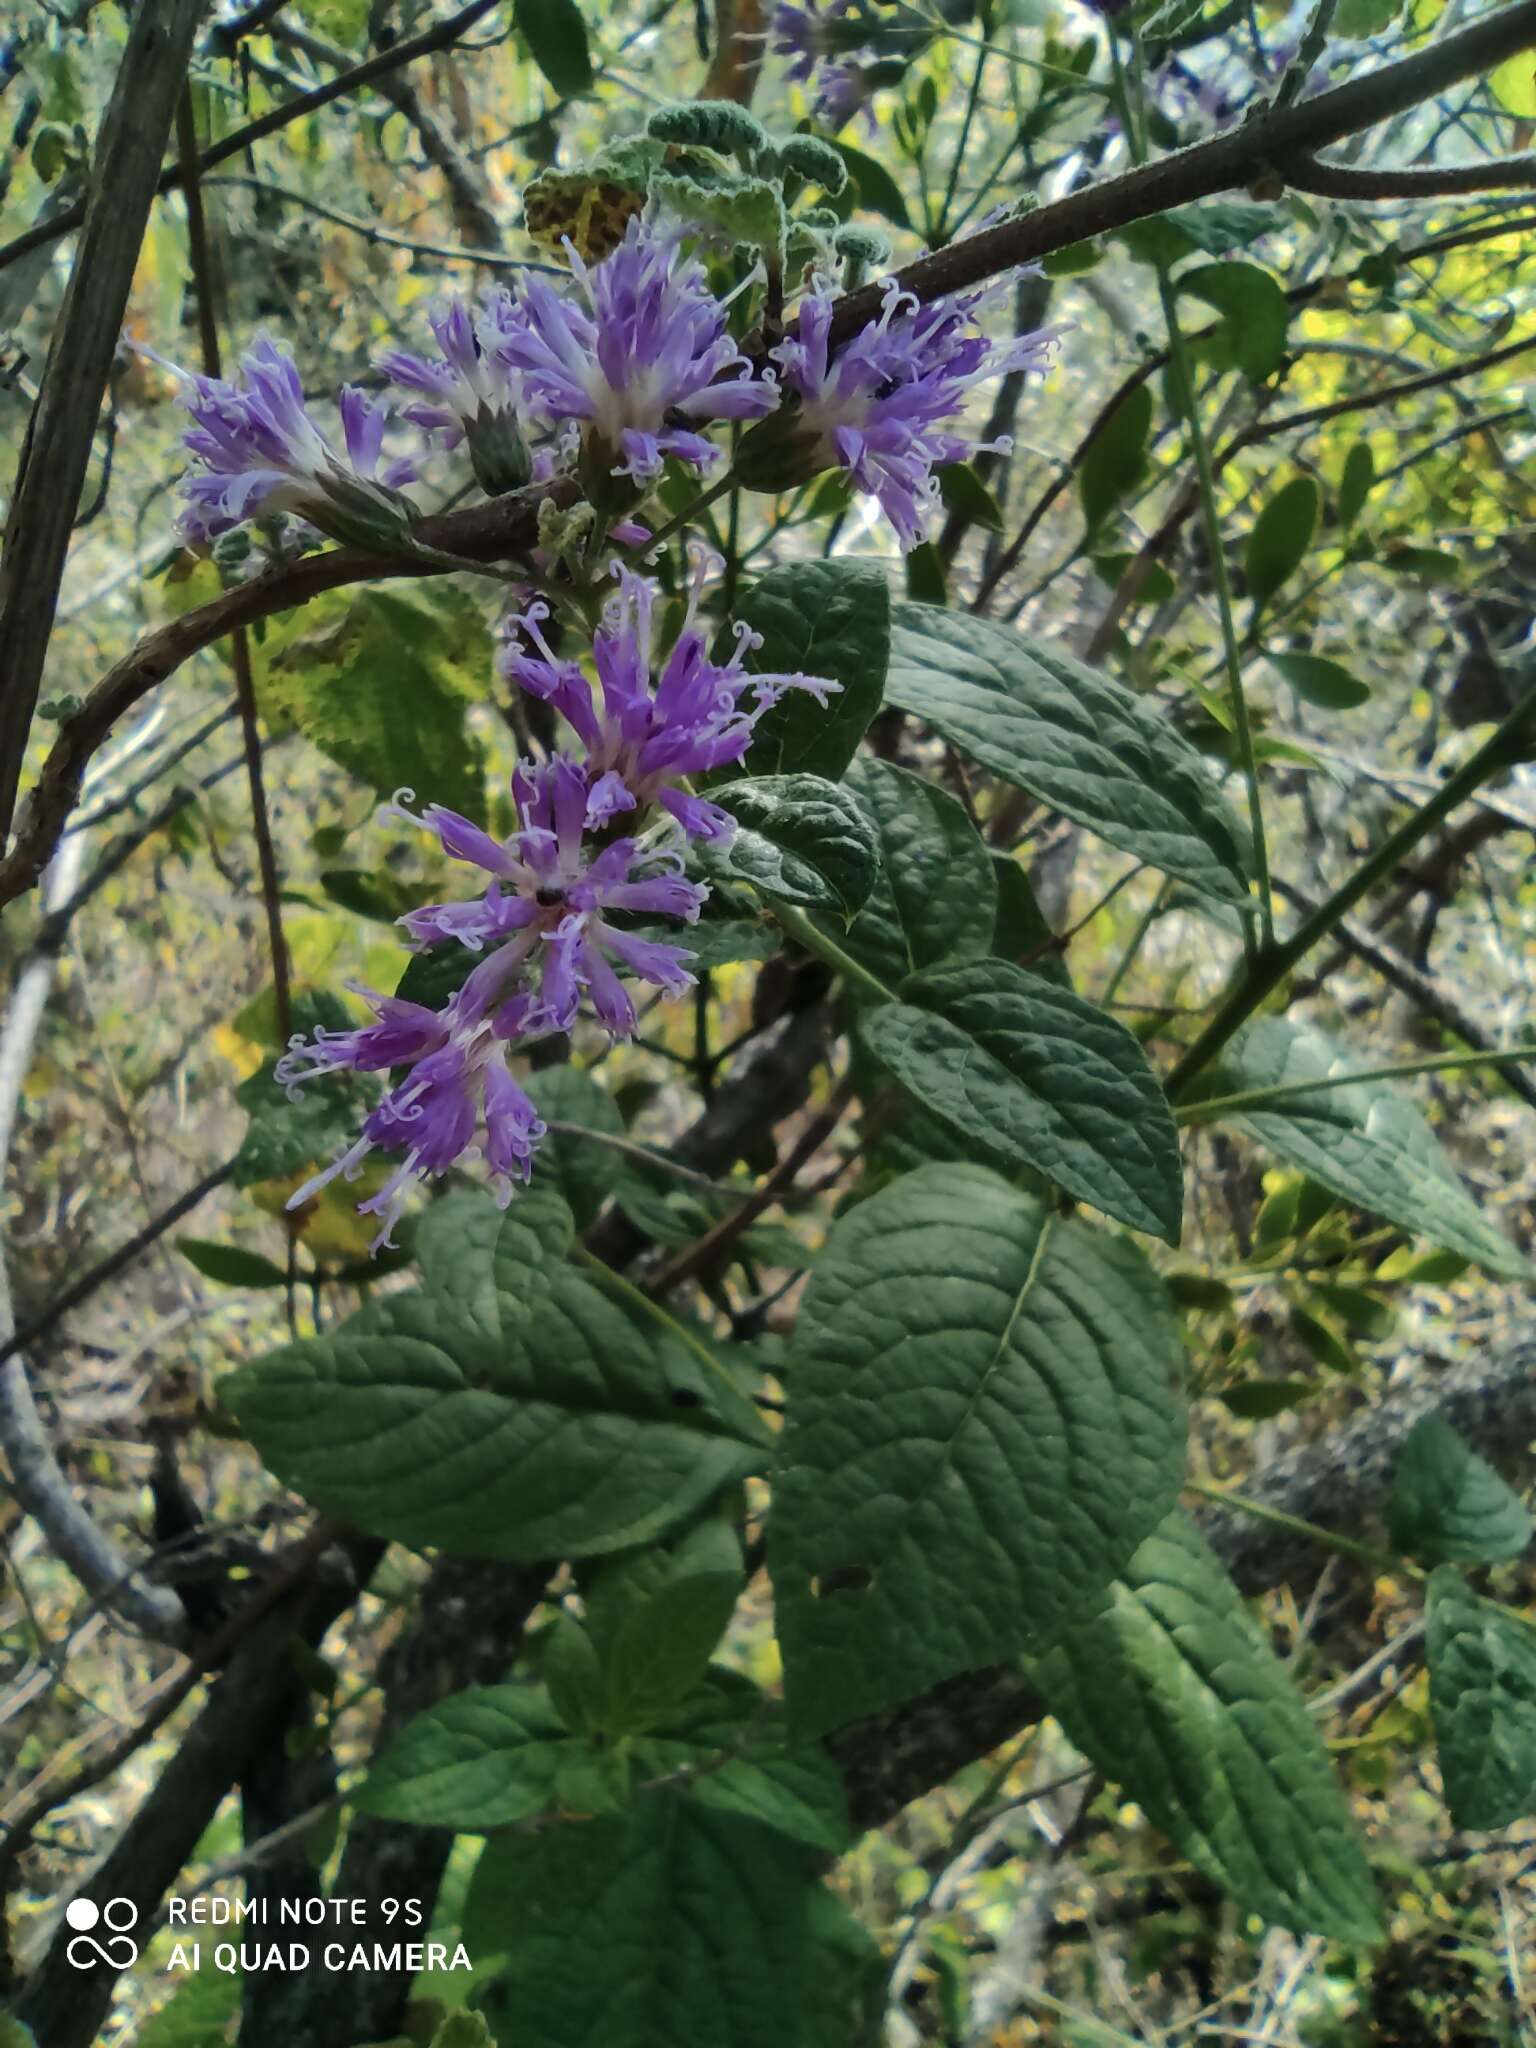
168, 336, 418, 546
377, 296, 533, 495
390, 755, 706, 1037
276, 982, 546, 1250
502, 556, 841, 841
489, 217, 777, 483
761, 281, 1059, 550
277, 755, 710, 1246
814, 60, 875, 132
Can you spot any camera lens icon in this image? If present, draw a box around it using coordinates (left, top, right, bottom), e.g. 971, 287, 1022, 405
65, 1897, 139, 1970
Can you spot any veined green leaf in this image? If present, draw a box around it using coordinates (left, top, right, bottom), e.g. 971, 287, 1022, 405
770, 1164, 1187, 1737
887, 604, 1251, 905
1029, 1510, 1382, 1942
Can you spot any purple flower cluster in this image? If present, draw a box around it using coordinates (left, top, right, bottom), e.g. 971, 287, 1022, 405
165, 337, 417, 546
277, 553, 837, 1246
491, 216, 776, 485
772, 0, 875, 131
767, 281, 1059, 550
166, 213, 1060, 562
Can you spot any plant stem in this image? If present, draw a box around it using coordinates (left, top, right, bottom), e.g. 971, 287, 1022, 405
1166, 677, 1536, 1098
1186, 1481, 1411, 1577
1177, 1043, 1536, 1124
769, 901, 893, 1006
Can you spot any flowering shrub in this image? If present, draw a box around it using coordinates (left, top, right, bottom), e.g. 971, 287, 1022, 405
11, 6, 1536, 2039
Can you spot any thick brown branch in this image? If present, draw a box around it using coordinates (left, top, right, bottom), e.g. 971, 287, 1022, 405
1285, 151, 1536, 200
0, 482, 566, 914
0, 0, 205, 846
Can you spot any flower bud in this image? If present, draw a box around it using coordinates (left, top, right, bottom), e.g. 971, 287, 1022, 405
465, 403, 533, 497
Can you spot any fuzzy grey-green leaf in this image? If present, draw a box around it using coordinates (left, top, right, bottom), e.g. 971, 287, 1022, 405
1029, 1510, 1381, 1941
887, 604, 1251, 905
769, 1164, 1186, 1737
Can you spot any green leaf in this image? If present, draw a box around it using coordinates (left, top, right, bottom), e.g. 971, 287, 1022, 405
361, 1684, 577, 1826
1388, 1416, 1533, 1566
769, 1164, 1187, 1737
1181, 260, 1290, 380
545, 1615, 610, 1736
468, 1800, 813, 2048
828, 758, 996, 988
936, 462, 1005, 532
887, 604, 1251, 906
860, 960, 1183, 1241
429, 2014, 496, 2048
729, 559, 889, 780
223, 1189, 765, 1559
1334, 0, 1400, 30
904, 541, 946, 606
231, 1005, 381, 1189
1427, 1566, 1536, 1830
522, 1067, 625, 1231
1267, 651, 1370, 710
260, 586, 488, 819
1245, 477, 1318, 611
1028, 1511, 1382, 1942
695, 774, 878, 917
514, 0, 593, 96
1220, 1378, 1318, 1419
132, 1970, 240, 2048
1491, 50, 1536, 118
991, 854, 1069, 984
630, 917, 779, 972
178, 1238, 289, 1289
1201, 1019, 1531, 1280
1338, 441, 1375, 528
1079, 382, 1153, 536
832, 140, 911, 227
602, 1560, 744, 1734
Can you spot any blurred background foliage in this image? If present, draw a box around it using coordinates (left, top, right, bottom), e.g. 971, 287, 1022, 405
3, 0, 1536, 2040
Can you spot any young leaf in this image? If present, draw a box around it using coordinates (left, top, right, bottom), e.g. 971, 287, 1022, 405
177, 1238, 289, 1289
728, 559, 889, 781
769, 1164, 1187, 1738
1181, 261, 1290, 380
695, 774, 878, 917
1338, 441, 1375, 528
1245, 477, 1319, 611
936, 462, 1005, 532
514, 0, 593, 97
828, 757, 996, 987
1198, 1019, 1531, 1280
1388, 1415, 1533, 1566
832, 140, 911, 226
223, 1189, 765, 1559
991, 852, 1070, 985
1426, 1566, 1536, 1830
1079, 381, 1153, 536
887, 605, 1251, 906
1028, 1511, 1383, 1942
1267, 651, 1371, 710
360, 1684, 577, 1826
467, 1800, 814, 2048
861, 960, 1183, 1241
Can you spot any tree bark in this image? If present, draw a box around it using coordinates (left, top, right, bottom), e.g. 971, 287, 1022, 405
0, 0, 205, 848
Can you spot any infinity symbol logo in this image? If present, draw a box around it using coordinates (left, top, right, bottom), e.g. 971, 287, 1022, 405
64, 1896, 139, 1970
